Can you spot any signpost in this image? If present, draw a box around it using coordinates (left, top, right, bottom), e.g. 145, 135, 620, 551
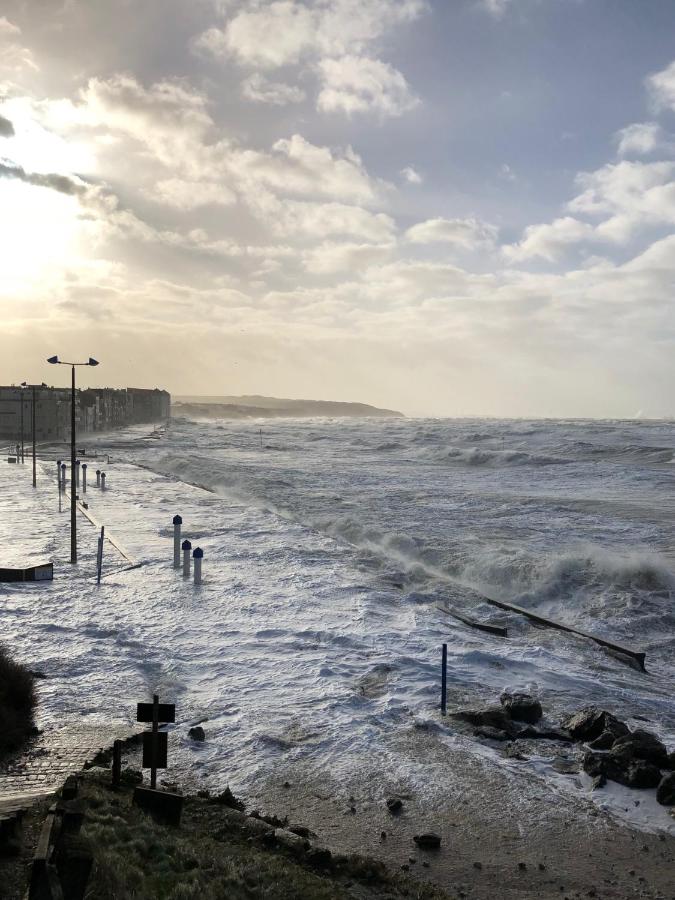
133, 695, 182, 824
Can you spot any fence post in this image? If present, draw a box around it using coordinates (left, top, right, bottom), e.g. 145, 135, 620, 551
182, 539, 192, 578
193, 547, 203, 585
441, 643, 447, 716
173, 516, 182, 568
82, 463, 87, 493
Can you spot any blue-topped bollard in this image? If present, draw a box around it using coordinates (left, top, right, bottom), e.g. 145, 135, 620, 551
100, 471, 106, 490
82, 463, 88, 493
173, 515, 182, 568
60, 462, 67, 490
75, 459, 80, 488
96, 469, 101, 488
56, 459, 61, 484
193, 547, 203, 585
182, 539, 192, 578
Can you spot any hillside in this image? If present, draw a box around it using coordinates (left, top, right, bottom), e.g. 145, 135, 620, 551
172, 396, 403, 419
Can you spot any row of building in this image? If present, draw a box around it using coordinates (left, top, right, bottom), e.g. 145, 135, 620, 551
0, 386, 171, 444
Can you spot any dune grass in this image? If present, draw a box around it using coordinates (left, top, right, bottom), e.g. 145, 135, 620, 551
0, 644, 36, 758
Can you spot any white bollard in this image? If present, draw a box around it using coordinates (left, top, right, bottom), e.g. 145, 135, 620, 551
96, 469, 101, 488
182, 539, 192, 577
101, 471, 106, 490
75, 459, 80, 488
193, 547, 203, 585
173, 515, 182, 568
82, 463, 87, 493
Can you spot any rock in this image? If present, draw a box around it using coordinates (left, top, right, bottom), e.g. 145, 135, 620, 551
551, 757, 580, 775
591, 774, 607, 790
188, 726, 205, 742
561, 707, 629, 742
274, 828, 310, 855
28, 670, 47, 679
213, 786, 245, 811
474, 726, 511, 742
587, 730, 616, 751
452, 707, 518, 735
611, 730, 669, 768
413, 832, 441, 849
584, 751, 661, 789
516, 725, 574, 742
306, 847, 333, 868
656, 772, 675, 806
500, 691, 543, 724
288, 824, 315, 839
386, 798, 403, 813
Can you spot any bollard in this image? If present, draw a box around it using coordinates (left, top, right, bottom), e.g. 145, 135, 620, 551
75, 459, 80, 488
172, 515, 182, 568
60, 462, 67, 490
56, 459, 61, 483
101, 471, 106, 490
182, 539, 192, 577
82, 463, 87, 493
441, 643, 447, 716
193, 547, 203, 585
96, 469, 101, 488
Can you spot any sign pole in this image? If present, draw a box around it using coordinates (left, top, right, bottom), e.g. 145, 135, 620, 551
151, 693, 159, 789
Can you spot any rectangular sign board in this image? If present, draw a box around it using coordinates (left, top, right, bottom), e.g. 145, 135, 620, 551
137, 702, 176, 724
142, 731, 168, 769
0, 563, 53, 583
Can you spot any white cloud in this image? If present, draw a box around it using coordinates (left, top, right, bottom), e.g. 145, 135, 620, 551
0, 16, 38, 78
400, 166, 422, 184
303, 240, 394, 273
647, 59, 675, 112
150, 178, 236, 209
615, 122, 662, 157
317, 55, 418, 118
241, 73, 306, 105
503, 216, 596, 262
481, 0, 511, 18
257, 199, 396, 241
406, 216, 497, 249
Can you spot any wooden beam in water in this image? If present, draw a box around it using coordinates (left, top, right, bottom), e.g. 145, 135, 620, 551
481, 595, 646, 672
435, 605, 508, 638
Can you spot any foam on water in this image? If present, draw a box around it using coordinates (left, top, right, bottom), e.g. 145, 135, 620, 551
2, 416, 675, 833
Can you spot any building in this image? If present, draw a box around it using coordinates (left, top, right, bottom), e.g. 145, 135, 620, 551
0, 385, 170, 445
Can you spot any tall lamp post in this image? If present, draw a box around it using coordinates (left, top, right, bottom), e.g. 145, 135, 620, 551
20, 382, 46, 489
47, 356, 100, 563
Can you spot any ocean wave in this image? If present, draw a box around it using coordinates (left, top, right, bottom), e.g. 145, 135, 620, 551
432, 447, 563, 467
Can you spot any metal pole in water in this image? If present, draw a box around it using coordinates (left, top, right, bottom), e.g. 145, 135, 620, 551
173, 515, 182, 568
96, 469, 101, 488
31, 385, 36, 488
82, 463, 87, 493
182, 539, 192, 578
75, 458, 80, 489
56, 459, 61, 484
100, 471, 106, 490
193, 547, 203, 585
441, 643, 447, 715
96, 525, 104, 585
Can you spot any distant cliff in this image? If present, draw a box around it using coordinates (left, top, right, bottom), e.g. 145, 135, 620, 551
172, 395, 403, 419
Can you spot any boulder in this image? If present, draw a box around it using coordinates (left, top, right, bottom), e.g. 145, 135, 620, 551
516, 725, 574, 742
500, 692, 542, 724
611, 730, 669, 768
452, 706, 518, 735
587, 730, 617, 751
274, 828, 310, 855
473, 726, 511, 742
667, 751, 675, 771
656, 773, 675, 806
561, 707, 629, 742
583, 751, 662, 789
413, 832, 441, 849
188, 726, 205, 742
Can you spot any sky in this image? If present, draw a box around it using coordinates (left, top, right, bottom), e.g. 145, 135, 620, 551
1, 0, 675, 417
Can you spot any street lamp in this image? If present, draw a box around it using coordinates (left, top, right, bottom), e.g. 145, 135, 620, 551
46, 355, 100, 563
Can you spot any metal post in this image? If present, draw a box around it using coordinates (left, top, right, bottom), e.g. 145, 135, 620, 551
70, 364, 77, 563
20, 392, 24, 464
96, 469, 101, 488
112, 739, 122, 790
96, 526, 104, 584
441, 643, 447, 716
82, 463, 87, 493
75, 459, 80, 489
193, 547, 203, 585
173, 515, 182, 568
101, 471, 106, 490
182, 539, 192, 577
60, 462, 67, 491
151, 693, 159, 789
56, 459, 61, 484
31, 385, 36, 488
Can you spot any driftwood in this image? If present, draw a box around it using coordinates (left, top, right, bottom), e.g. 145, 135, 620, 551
435, 605, 508, 637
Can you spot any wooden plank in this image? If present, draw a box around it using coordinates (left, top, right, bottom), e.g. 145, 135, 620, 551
482, 595, 646, 672
435, 605, 508, 637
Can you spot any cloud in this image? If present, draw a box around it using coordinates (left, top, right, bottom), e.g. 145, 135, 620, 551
647, 59, 675, 112
400, 165, 422, 184
241, 73, 306, 105
150, 178, 237, 209
0, 16, 38, 78
406, 216, 497, 249
0, 159, 86, 195
615, 122, 662, 157
303, 240, 394, 273
481, 0, 511, 17
0, 114, 15, 137
317, 55, 418, 118
503, 216, 596, 261
253, 198, 396, 241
